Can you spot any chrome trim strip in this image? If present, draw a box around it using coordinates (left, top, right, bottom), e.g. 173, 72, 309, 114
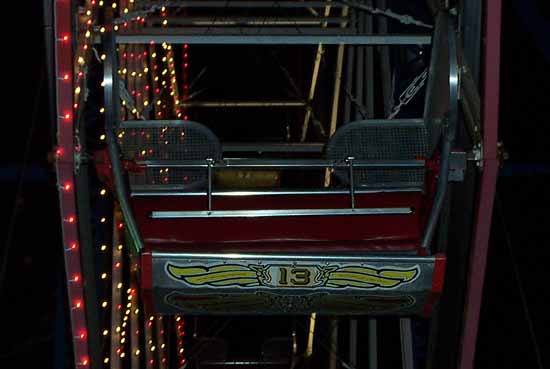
150, 207, 412, 219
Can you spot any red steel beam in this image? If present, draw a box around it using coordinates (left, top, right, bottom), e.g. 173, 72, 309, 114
458, 1, 502, 368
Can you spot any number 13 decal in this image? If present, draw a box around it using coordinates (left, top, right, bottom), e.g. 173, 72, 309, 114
279, 267, 312, 286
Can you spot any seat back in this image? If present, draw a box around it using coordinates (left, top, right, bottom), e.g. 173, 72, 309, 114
117, 121, 222, 190
326, 119, 429, 188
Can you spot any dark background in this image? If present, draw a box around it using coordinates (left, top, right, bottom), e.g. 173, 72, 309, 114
1, 1, 549, 368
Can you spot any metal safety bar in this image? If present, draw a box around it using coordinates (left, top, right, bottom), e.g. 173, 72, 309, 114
147, 16, 351, 26
143, 157, 422, 219
136, 158, 425, 169
151, 208, 412, 219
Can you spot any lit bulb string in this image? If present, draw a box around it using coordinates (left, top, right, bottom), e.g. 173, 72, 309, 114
175, 315, 187, 368
155, 315, 169, 369
163, 43, 181, 117
181, 43, 190, 120
130, 282, 140, 368
115, 17, 172, 121
55, 0, 90, 367
109, 212, 124, 369
73, 1, 98, 112
145, 315, 155, 368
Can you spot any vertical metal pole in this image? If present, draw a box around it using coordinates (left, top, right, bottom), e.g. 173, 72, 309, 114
324, 37, 347, 186
376, 0, 392, 117
300, 3, 332, 142
349, 319, 358, 368
365, 0, 374, 117
207, 158, 214, 213
347, 157, 356, 209
368, 319, 378, 369
355, 3, 365, 118
343, 9, 356, 123
329, 319, 339, 369
400, 318, 414, 369
306, 313, 316, 358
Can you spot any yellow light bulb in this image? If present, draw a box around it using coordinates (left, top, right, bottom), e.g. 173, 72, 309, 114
101, 273, 107, 279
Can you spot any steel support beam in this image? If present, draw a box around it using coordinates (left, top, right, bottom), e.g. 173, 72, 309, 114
116, 33, 431, 45
400, 318, 414, 369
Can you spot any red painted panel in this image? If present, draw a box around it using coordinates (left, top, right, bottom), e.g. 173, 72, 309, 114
133, 192, 425, 251
431, 253, 447, 293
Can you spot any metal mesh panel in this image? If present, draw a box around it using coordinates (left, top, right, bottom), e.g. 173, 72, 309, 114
117, 121, 221, 189
326, 121, 428, 188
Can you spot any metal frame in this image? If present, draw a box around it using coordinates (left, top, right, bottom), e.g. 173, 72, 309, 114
421, 12, 458, 249
458, 1, 502, 368
52, 0, 91, 367
103, 32, 144, 254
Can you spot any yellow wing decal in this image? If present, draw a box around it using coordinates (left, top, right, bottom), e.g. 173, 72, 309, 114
326, 266, 419, 289
167, 264, 260, 287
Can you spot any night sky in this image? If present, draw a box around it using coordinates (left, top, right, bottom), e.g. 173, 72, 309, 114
1, 1, 549, 368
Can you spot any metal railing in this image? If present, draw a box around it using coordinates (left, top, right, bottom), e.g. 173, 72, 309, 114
138, 157, 424, 218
